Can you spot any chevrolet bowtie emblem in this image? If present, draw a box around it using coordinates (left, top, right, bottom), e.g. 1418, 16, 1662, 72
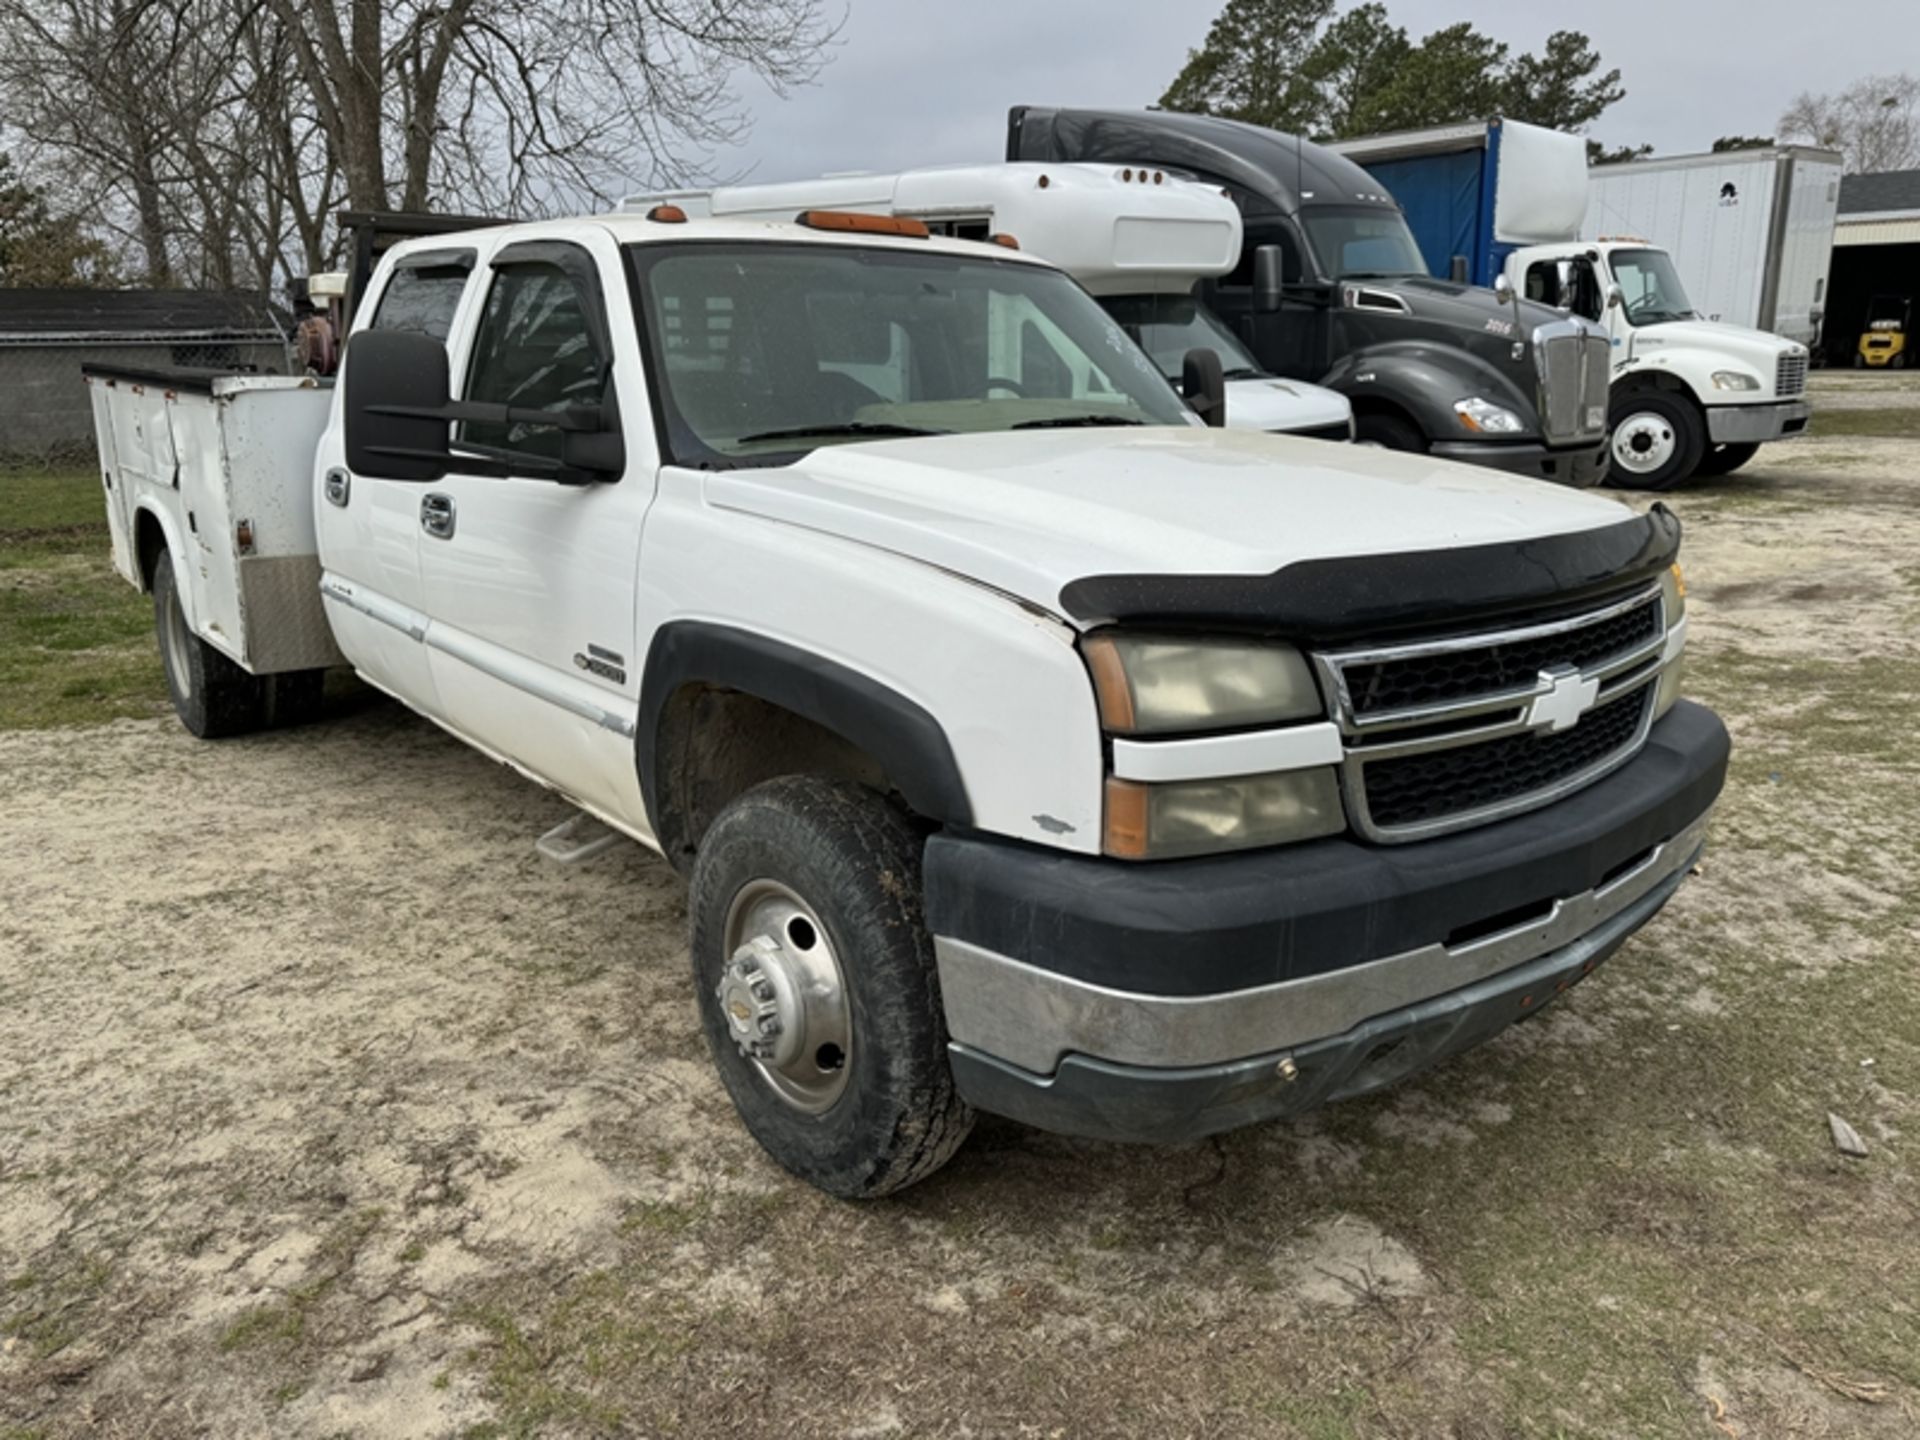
1525, 669, 1601, 734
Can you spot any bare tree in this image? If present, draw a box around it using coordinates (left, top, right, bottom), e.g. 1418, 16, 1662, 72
1779, 72, 1920, 174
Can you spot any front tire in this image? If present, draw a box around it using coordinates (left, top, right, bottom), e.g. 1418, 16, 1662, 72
1606, 392, 1704, 491
1353, 411, 1428, 452
1694, 442, 1761, 478
153, 555, 268, 738
689, 776, 974, 1198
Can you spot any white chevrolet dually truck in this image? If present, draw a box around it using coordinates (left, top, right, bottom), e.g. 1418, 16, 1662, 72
84, 207, 1729, 1198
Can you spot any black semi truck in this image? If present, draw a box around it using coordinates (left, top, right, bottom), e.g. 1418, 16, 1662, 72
1009, 106, 1613, 487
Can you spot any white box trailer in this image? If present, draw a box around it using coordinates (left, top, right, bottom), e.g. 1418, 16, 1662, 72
1584, 146, 1843, 348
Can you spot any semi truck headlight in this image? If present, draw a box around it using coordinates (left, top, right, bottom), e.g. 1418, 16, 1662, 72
1453, 397, 1525, 434
1710, 370, 1761, 391
1104, 770, 1344, 859
1082, 633, 1322, 735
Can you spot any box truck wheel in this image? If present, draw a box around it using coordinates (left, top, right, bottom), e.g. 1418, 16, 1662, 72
1695, 442, 1760, 478
153, 554, 268, 739
1606, 392, 1703, 491
1354, 412, 1427, 452
689, 775, 974, 1198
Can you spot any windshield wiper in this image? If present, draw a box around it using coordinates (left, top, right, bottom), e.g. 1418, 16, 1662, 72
733, 421, 948, 444
1010, 415, 1146, 430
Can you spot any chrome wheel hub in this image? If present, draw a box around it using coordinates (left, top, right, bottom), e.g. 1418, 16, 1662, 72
719, 879, 851, 1113
1612, 411, 1676, 476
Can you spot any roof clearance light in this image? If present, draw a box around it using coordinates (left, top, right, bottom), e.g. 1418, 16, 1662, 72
793, 210, 931, 239
1122, 168, 1134, 182
647, 204, 687, 223
1038, 174, 1051, 190
989, 233, 1020, 250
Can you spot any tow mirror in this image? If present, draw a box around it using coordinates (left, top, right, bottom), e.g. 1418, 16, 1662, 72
1182, 347, 1228, 428
341, 328, 623, 483
1252, 244, 1284, 315
1606, 282, 1626, 312
1553, 258, 1576, 314
344, 329, 451, 481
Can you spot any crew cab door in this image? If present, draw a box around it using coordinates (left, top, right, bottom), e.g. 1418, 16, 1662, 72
316, 248, 478, 714
417, 231, 655, 829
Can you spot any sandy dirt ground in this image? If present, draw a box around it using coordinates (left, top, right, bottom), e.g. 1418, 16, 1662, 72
3, 386, 1917, 1438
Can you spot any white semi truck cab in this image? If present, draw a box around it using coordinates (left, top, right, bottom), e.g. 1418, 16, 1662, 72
624, 164, 1354, 440
85, 207, 1728, 1198
1505, 239, 1812, 490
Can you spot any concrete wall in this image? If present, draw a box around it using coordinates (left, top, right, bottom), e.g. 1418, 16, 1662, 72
0, 339, 288, 460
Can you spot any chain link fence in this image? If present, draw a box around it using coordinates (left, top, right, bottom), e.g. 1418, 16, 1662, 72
0, 311, 295, 472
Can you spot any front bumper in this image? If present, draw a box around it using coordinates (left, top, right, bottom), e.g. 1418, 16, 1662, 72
1429, 436, 1610, 488
924, 700, 1729, 1143
1706, 399, 1811, 445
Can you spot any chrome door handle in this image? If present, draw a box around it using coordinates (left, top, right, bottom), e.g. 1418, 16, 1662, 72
324, 468, 350, 508
420, 492, 456, 539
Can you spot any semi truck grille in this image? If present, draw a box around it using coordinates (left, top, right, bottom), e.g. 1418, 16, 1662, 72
1536, 329, 1611, 445
1312, 582, 1672, 842
1776, 352, 1808, 396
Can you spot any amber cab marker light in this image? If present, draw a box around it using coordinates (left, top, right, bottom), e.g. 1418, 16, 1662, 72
1080, 635, 1136, 732
794, 210, 930, 239
989, 233, 1020, 250
1103, 777, 1151, 860
647, 204, 687, 223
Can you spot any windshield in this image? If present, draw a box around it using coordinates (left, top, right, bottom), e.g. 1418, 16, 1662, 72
1300, 207, 1429, 279
628, 242, 1194, 468
1099, 294, 1265, 380
1609, 248, 1697, 326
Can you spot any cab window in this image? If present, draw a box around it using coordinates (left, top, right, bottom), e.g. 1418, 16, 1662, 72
1524, 258, 1604, 322
461, 261, 610, 460
369, 257, 473, 342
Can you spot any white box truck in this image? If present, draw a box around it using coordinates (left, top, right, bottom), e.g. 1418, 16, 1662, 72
624, 164, 1354, 440
1584, 145, 1843, 349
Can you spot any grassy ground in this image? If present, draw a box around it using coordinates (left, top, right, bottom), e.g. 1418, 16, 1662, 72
1, 382, 1916, 1438
0, 468, 168, 730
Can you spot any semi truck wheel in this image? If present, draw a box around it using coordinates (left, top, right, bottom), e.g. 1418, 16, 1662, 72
689, 776, 974, 1199
152, 555, 269, 739
1354, 412, 1427, 452
1695, 442, 1761, 478
1606, 393, 1703, 491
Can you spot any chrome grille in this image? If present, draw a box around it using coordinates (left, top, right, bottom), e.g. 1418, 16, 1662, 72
1313, 583, 1671, 843
1776, 352, 1808, 397
1535, 328, 1611, 444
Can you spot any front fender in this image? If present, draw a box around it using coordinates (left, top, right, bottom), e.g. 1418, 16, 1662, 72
1611, 351, 1713, 406
1320, 340, 1539, 441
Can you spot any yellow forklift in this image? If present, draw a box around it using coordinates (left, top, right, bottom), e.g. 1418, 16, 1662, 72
1856, 294, 1911, 369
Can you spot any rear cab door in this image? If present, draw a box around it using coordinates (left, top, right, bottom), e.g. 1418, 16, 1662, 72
316, 246, 479, 715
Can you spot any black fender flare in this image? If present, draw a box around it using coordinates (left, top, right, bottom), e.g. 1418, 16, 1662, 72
1321, 340, 1537, 441
636, 621, 972, 846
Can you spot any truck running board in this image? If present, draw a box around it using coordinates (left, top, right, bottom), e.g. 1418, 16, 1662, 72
535, 812, 623, 865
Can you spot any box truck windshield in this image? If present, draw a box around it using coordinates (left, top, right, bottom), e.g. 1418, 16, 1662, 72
1611, 248, 1699, 326
1302, 208, 1428, 279
1100, 294, 1266, 380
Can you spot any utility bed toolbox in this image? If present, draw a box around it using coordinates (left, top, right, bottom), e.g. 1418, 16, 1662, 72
84, 365, 342, 675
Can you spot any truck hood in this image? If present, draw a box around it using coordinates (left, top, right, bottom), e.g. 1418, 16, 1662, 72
702, 427, 1632, 624
1225, 376, 1352, 433
1629, 318, 1801, 373
1366, 274, 1565, 333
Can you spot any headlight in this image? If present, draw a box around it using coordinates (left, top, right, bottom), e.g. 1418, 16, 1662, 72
1655, 562, 1686, 719
1710, 370, 1760, 391
1453, 397, 1526, 434
1659, 561, 1686, 624
1105, 770, 1344, 859
1082, 633, 1322, 735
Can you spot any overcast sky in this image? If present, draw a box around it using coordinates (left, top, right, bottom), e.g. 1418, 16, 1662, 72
714, 0, 1920, 188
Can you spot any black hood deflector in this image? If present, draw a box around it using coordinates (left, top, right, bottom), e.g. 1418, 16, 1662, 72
1058, 507, 1682, 644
